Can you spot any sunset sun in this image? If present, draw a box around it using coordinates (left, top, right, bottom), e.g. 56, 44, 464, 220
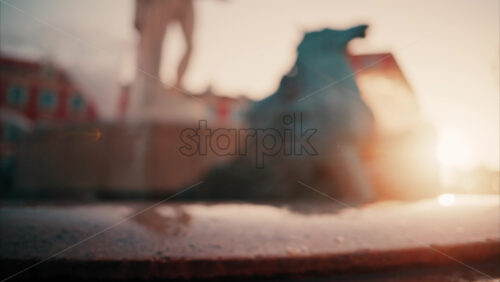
436, 133, 472, 169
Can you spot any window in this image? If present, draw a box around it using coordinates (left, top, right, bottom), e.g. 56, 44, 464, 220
6, 84, 28, 107
69, 94, 85, 112
39, 89, 58, 110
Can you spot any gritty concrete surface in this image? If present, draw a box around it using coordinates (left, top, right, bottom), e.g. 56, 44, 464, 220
0, 195, 499, 280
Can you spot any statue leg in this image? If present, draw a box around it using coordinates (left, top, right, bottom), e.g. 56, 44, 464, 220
174, 0, 194, 91
136, 4, 168, 107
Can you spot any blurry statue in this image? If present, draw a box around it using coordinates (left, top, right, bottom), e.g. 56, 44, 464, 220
181, 25, 376, 204
128, 0, 194, 119
135, 0, 193, 92
127, 0, 197, 191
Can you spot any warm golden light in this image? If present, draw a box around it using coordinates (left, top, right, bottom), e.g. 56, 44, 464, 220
437, 193, 455, 206
436, 133, 471, 169
93, 128, 102, 142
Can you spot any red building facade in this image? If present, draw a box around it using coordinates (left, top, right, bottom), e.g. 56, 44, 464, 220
0, 56, 97, 124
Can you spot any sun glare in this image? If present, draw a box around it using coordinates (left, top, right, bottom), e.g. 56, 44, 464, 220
436, 133, 471, 169
437, 193, 455, 206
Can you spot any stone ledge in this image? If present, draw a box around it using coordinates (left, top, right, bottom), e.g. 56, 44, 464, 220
1, 195, 498, 280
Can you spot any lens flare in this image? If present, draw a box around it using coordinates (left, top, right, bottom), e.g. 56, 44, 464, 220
436, 133, 471, 169
437, 193, 455, 206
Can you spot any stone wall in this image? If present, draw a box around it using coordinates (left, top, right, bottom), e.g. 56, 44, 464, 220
13, 122, 234, 198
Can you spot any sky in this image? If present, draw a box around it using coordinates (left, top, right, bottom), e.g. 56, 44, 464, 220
0, 0, 498, 169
